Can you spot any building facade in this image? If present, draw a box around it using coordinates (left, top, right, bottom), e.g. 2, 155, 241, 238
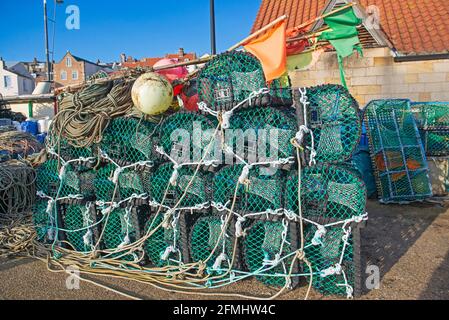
53, 51, 111, 88
121, 48, 198, 72
0, 59, 35, 96
252, 0, 449, 107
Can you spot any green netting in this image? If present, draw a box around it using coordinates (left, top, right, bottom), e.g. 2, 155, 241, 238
304, 224, 354, 296
364, 99, 432, 203
286, 164, 367, 220
228, 106, 297, 160
151, 162, 212, 208
32, 198, 53, 243
302, 84, 361, 163
144, 212, 183, 267
46, 130, 98, 165
35, 159, 95, 199
189, 214, 236, 274
411, 102, 449, 156
62, 202, 98, 252
213, 165, 286, 214
243, 219, 298, 287
159, 112, 217, 163
100, 117, 158, 165
197, 51, 292, 112
102, 207, 141, 261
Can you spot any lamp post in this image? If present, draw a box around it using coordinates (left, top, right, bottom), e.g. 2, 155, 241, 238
43, 0, 64, 82
210, 0, 216, 55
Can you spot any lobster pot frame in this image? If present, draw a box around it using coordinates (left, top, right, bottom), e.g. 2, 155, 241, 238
411, 102, 449, 156
100, 117, 159, 166
243, 219, 300, 288
286, 164, 367, 221
213, 165, 287, 218
364, 99, 432, 203
60, 201, 100, 252
228, 106, 297, 162
297, 85, 361, 164
197, 51, 292, 113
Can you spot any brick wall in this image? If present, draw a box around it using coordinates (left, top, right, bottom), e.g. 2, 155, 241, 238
53, 54, 85, 88
289, 47, 449, 108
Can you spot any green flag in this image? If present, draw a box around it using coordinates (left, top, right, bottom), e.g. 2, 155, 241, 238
319, 7, 363, 88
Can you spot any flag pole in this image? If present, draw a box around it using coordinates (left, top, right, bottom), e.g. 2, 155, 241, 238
287, 2, 355, 33
227, 15, 288, 51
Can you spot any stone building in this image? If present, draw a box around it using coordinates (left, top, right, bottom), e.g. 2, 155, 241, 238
252, 0, 449, 106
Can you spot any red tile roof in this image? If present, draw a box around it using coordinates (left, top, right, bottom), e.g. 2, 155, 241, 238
122, 52, 197, 69
251, 0, 449, 55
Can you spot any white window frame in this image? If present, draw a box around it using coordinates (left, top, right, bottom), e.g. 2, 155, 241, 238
61, 70, 67, 80
72, 70, 78, 80
66, 57, 72, 67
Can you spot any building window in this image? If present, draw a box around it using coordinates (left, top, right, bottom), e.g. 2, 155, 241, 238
72, 70, 78, 80
66, 57, 72, 67
23, 79, 28, 92
61, 70, 67, 80
3, 75, 12, 88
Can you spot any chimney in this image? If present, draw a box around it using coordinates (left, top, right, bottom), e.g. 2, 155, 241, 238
0, 57, 4, 70
120, 53, 126, 63
178, 48, 185, 57
127, 55, 135, 62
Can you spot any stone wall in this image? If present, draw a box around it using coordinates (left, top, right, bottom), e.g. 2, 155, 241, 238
289, 47, 449, 108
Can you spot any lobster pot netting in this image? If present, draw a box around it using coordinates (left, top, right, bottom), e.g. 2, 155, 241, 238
304, 224, 356, 296
32, 198, 54, 243
197, 51, 291, 112
144, 211, 185, 267
151, 162, 213, 208
61, 202, 99, 252
213, 165, 286, 215
228, 107, 297, 161
100, 117, 158, 165
364, 99, 432, 203
411, 102, 449, 156
189, 214, 240, 275
36, 159, 96, 200
102, 207, 143, 261
286, 164, 367, 221
158, 112, 218, 163
243, 219, 299, 287
302, 85, 361, 163
46, 131, 98, 166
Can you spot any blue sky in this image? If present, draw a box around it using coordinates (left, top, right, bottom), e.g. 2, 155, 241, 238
0, 0, 261, 63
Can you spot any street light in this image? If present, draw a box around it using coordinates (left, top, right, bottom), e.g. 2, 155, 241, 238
210, 0, 216, 55
43, 0, 64, 82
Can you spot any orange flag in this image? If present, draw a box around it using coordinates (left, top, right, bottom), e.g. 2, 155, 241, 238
244, 20, 287, 82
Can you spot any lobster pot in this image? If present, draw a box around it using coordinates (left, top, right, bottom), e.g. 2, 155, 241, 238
228, 106, 297, 161
411, 102, 449, 156
32, 198, 56, 243
189, 214, 242, 275
213, 165, 286, 217
243, 219, 300, 288
100, 117, 158, 166
364, 99, 432, 203
36, 159, 96, 200
101, 206, 144, 261
60, 202, 100, 252
158, 112, 218, 164
298, 85, 361, 164
144, 210, 190, 267
304, 223, 362, 297
427, 157, 449, 196
93, 163, 151, 204
151, 162, 213, 208
286, 164, 367, 221
197, 51, 291, 113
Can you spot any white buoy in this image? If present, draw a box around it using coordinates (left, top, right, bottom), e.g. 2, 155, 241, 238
131, 72, 173, 115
